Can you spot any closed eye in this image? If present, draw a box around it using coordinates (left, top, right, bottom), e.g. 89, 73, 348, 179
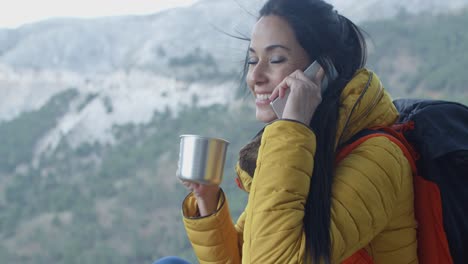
247, 58, 258, 65
270, 57, 286, 63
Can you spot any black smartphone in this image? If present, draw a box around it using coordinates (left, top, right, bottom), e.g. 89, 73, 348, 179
270, 59, 338, 118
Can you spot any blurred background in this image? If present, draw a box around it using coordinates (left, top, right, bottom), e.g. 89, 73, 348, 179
0, 0, 467, 263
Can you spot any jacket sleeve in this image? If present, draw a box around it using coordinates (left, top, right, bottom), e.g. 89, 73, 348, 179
242, 120, 315, 263
241, 120, 410, 263
182, 189, 246, 264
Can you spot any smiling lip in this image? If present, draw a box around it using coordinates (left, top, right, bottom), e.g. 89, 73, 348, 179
256, 93, 272, 106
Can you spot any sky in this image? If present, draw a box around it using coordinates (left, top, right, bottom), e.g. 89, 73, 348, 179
0, 0, 199, 29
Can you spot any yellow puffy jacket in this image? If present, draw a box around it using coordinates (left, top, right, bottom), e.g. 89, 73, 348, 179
182, 69, 418, 263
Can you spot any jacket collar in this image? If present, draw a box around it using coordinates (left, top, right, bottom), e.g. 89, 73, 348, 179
335, 69, 399, 147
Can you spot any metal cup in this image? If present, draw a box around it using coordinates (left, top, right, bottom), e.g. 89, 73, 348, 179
177, 135, 229, 185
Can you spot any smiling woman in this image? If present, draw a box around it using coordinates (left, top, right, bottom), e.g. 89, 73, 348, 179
167, 0, 418, 263
0, 0, 199, 28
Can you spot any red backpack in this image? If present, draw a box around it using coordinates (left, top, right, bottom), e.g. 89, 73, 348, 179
340, 99, 468, 264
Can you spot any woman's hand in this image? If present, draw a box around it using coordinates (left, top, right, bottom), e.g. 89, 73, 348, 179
270, 67, 325, 125
181, 180, 220, 216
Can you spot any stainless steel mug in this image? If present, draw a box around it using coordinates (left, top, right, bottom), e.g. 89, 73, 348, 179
177, 135, 229, 185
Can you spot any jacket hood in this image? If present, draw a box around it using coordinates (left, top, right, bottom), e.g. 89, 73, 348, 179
236, 69, 399, 193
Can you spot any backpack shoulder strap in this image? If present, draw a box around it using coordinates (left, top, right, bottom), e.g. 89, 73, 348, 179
337, 126, 455, 264
336, 128, 417, 175
337, 129, 415, 264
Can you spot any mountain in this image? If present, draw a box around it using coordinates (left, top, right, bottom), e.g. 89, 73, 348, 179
1, 0, 467, 74
0, 0, 258, 149
330, 0, 468, 21
1, 0, 466, 144
0, 0, 255, 75
0, 92, 258, 263
1, 0, 467, 121
363, 9, 468, 97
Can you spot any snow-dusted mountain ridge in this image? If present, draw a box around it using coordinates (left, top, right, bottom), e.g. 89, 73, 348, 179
1, 0, 467, 74
0, 0, 467, 155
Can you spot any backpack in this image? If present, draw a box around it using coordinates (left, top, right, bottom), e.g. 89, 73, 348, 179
340, 99, 468, 264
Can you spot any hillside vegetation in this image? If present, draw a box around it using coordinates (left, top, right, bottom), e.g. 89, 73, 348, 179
0, 91, 260, 263
363, 9, 468, 102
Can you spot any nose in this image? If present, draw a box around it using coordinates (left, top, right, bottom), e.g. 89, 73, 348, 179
247, 62, 268, 87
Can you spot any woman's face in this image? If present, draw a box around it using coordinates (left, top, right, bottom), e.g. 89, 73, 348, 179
247, 15, 310, 123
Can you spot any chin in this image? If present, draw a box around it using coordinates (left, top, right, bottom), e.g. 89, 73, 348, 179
256, 108, 277, 123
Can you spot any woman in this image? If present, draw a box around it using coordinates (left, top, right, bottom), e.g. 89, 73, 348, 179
179, 0, 417, 263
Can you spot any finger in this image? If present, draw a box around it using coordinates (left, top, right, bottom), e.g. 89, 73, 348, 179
291, 69, 318, 84
180, 179, 192, 189
280, 75, 299, 97
270, 86, 280, 101
289, 69, 304, 79
313, 67, 325, 86
269, 77, 289, 100
278, 78, 290, 98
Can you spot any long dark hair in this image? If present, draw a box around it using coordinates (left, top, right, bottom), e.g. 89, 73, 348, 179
245, 0, 368, 262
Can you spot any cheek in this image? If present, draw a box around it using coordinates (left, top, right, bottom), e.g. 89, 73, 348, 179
270, 76, 283, 87
271, 69, 291, 86
246, 72, 255, 93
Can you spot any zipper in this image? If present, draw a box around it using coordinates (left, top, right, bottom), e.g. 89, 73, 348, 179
350, 80, 384, 123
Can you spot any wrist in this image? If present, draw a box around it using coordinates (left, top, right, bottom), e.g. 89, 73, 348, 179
196, 188, 221, 216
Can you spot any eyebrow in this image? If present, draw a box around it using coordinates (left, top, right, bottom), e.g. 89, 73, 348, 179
248, 44, 291, 53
